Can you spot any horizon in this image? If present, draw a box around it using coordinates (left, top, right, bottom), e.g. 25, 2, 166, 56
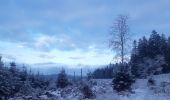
0, 0, 170, 67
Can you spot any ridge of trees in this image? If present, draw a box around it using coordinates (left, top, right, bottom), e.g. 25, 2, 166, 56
131, 30, 170, 77
92, 30, 170, 79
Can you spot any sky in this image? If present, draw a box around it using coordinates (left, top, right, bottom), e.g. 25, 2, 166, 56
0, 0, 170, 67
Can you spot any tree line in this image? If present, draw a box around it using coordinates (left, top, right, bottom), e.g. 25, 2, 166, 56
0, 57, 50, 99
131, 30, 170, 78
0, 54, 96, 99
92, 30, 170, 79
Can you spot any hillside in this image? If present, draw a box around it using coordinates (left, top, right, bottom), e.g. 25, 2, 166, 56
9, 74, 170, 100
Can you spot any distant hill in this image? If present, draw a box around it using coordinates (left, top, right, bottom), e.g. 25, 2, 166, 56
30, 63, 105, 76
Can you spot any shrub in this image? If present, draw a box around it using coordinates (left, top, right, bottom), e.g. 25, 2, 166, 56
81, 84, 95, 99
19, 81, 33, 95
112, 72, 134, 92
148, 78, 155, 86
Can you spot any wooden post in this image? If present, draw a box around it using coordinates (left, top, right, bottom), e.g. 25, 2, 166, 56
74, 71, 75, 82
81, 68, 82, 81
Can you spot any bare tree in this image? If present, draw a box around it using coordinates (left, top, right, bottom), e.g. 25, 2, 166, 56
109, 15, 130, 64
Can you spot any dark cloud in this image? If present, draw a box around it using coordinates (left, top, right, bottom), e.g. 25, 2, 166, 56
0, 0, 170, 53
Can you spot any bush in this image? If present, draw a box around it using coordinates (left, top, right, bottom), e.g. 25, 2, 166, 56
56, 69, 69, 88
112, 72, 134, 92
148, 78, 155, 86
81, 84, 95, 99
19, 81, 33, 95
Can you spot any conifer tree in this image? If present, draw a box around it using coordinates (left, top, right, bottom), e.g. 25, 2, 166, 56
56, 69, 69, 88
131, 40, 140, 77
138, 36, 148, 60
166, 37, 170, 68
112, 70, 134, 92
148, 30, 161, 58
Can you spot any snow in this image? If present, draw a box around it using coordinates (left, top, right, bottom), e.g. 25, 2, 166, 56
88, 74, 170, 100
9, 74, 170, 100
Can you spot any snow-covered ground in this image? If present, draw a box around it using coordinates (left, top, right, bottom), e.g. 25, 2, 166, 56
93, 75, 170, 100
10, 74, 170, 100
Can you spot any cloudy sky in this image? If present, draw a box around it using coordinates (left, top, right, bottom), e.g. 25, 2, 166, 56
0, 0, 170, 66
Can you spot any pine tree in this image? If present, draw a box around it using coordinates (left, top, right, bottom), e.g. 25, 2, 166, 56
138, 36, 148, 60
131, 40, 140, 77
0, 56, 4, 69
112, 71, 134, 92
9, 62, 17, 74
87, 71, 93, 80
167, 37, 170, 66
160, 34, 167, 56
0, 67, 11, 98
163, 37, 170, 73
148, 30, 161, 58
9, 62, 22, 96
20, 65, 28, 81
19, 80, 33, 95
56, 69, 69, 88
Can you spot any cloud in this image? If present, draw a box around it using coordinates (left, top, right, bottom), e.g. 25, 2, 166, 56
1, 54, 16, 61
0, 0, 170, 65
38, 54, 56, 59
34, 35, 57, 49
32, 34, 77, 51
69, 56, 85, 60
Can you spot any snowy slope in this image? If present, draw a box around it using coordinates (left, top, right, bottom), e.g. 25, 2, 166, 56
10, 74, 170, 100
93, 75, 170, 100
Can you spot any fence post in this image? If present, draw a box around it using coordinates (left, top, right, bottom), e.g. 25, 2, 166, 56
81, 68, 82, 81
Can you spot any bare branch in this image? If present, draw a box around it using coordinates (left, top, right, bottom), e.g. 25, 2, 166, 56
109, 15, 130, 63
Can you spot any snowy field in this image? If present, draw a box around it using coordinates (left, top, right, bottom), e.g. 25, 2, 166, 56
10, 74, 170, 100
